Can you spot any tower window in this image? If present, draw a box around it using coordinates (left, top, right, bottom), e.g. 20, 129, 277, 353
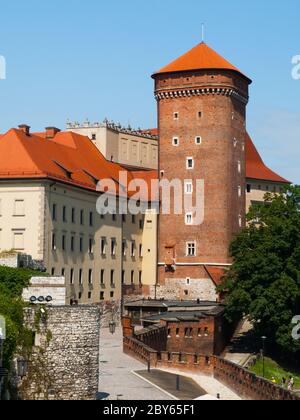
187, 158, 194, 170
185, 213, 193, 225
185, 181, 193, 195
195, 136, 202, 145
238, 161, 242, 174
174, 112, 179, 120
172, 137, 179, 147
198, 111, 202, 118
186, 242, 196, 257
238, 186, 242, 197
91, 134, 96, 141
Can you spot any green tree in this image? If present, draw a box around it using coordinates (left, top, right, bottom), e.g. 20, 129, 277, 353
220, 185, 300, 360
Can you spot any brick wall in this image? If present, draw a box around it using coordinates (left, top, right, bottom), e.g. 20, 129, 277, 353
123, 334, 300, 401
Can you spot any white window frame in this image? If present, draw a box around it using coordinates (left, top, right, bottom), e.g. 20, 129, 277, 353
185, 213, 193, 226
172, 137, 179, 147
186, 241, 196, 257
185, 181, 193, 195
195, 136, 202, 145
186, 157, 194, 170
174, 112, 179, 120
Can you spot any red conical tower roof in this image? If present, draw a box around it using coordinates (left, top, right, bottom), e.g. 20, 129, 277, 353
152, 42, 251, 83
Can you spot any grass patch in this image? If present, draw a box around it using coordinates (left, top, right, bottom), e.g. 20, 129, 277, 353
250, 357, 300, 388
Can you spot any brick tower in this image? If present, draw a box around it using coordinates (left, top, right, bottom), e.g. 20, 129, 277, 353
152, 42, 252, 301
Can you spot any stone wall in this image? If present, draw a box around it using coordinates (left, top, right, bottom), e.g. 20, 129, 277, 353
17, 306, 100, 401
0, 252, 45, 271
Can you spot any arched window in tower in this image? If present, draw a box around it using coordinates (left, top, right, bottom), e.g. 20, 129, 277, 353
238, 161, 241, 174
238, 186, 242, 197
172, 137, 179, 147
174, 112, 179, 120
186, 157, 194, 170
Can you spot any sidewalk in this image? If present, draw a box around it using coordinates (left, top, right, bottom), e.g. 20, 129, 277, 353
99, 328, 173, 400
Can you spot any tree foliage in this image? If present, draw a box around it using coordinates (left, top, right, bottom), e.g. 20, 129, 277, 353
0, 266, 46, 368
219, 185, 300, 359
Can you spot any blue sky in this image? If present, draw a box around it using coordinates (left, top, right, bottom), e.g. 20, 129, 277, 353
0, 0, 299, 182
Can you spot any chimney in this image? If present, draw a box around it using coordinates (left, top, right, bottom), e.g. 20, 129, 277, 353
45, 127, 61, 139
18, 124, 31, 136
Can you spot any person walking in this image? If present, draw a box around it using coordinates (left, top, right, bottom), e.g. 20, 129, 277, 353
288, 376, 294, 392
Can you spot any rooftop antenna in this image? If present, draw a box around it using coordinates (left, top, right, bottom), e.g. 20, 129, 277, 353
201, 23, 205, 43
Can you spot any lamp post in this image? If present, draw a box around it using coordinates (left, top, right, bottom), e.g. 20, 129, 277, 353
261, 336, 267, 378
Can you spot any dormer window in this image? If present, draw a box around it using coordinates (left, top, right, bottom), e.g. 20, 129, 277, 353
53, 160, 73, 179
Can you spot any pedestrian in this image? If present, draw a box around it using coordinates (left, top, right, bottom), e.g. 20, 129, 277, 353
281, 377, 286, 388
288, 376, 294, 392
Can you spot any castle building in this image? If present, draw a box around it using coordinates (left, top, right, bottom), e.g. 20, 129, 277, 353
66, 120, 158, 170
151, 42, 289, 301
0, 126, 157, 305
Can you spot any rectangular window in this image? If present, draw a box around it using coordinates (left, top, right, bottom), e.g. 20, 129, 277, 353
198, 111, 202, 118
13, 231, 24, 250
80, 236, 83, 253
111, 238, 116, 256
89, 238, 94, 254
174, 112, 179, 120
100, 292, 105, 301
71, 207, 76, 224
110, 270, 115, 286
185, 213, 193, 225
51, 268, 55, 276
139, 244, 143, 258
14, 200, 25, 216
79, 269, 83, 285
187, 157, 194, 170
61, 268, 65, 277
131, 270, 135, 285
52, 233, 57, 251
80, 210, 84, 225
238, 161, 241, 174
195, 136, 202, 145
247, 184, 251, 193
63, 206, 67, 222
52, 204, 57, 221
101, 238, 106, 255
88, 292, 92, 300
132, 215, 136, 224
110, 291, 114, 299
122, 270, 125, 285
139, 219, 143, 230
62, 234, 66, 251
89, 211, 93, 227
70, 268, 74, 285
139, 271, 142, 286
131, 241, 135, 257
71, 235, 75, 252
172, 137, 179, 147
122, 240, 126, 256
185, 181, 193, 195
187, 242, 196, 257
100, 269, 105, 285
88, 269, 93, 285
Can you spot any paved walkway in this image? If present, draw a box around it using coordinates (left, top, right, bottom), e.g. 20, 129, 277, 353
99, 328, 173, 400
99, 328, 243, 401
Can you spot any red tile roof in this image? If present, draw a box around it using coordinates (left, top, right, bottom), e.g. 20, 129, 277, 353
152, 42, 251, 83
246, 133, 290, 184
204, 266, 226, 287
0, 128, 137, 196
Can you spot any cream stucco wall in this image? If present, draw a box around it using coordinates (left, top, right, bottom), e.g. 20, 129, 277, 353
246, 179, 286, 214
0, 179, 157, 305
67, 124, 158, 169
0, 183, 45, 260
